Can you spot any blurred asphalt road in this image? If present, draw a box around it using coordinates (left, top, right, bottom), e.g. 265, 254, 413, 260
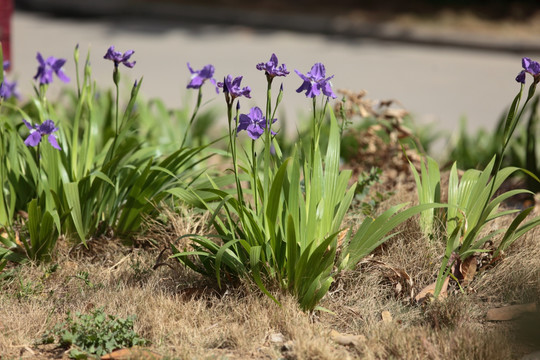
9, 7, 540, 148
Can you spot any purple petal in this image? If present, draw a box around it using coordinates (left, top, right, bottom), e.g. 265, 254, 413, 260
187, 76, 204, 89
39, 120, 58, 135
246, 123, 264, 140
56, 69, 70, 83
24, 131, 42, 147
48, 134, 62, 150
309, 63, 325, 81
187, 62, 195, 74
22, 119, 34, 130
36, 52, 45, 66
104, 46, 117, 60
51, 58, 66, 72
209, 78, 219, 94
294, 69, 309, 82
516, 70, 526, 84
321, 81, 337, 98
250, 107, 264, 120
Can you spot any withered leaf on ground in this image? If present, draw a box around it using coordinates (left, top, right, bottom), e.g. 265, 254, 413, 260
329, 329, 366, 347
101, 347, 163, 360
381, 310, 393, 323
415, 277, 449, 304
459, 256, 477, 286
486, 303, 537, 321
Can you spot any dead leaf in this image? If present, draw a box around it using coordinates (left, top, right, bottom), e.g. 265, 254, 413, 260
268, 332, 285, 344
366, 259, 414, 300
459, 256, 477, 286
381, 310, 392, 323
415, 277, 449, 304
101, 347, 163, 360
486, 303, 537, 321
329, 329, 366, 347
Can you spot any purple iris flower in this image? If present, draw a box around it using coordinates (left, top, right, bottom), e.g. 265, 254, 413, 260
516, 57, 540, 84
0, 79, 20, 100
217, 75, 251, 100
187, 63, 219, 93
295, 63, 336, 98
256, 53, 289, 78
237, 106, 276, 140
2, 60, 9, 71
22, 119, 62, 150
104, 46, 136, 68
33, 53, 70, 85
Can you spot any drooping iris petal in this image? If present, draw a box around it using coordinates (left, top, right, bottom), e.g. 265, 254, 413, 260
24, 131, 42, 147
48, 134, 62, 150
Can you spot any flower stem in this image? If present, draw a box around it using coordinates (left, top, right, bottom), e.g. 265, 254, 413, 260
252, 139, 258, 216
180, 87, 202, 149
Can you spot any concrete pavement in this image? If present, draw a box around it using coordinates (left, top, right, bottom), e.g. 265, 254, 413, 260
8, 9, 539, 147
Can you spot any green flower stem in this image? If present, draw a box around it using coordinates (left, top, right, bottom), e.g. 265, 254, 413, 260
0, 125, 11, 228
479, 82, 536, 247
110, 67, 121, 158
263, 80, 273, 212
227, 101, 244, 208
180, 87, 202, 149
251, 139, 258, 216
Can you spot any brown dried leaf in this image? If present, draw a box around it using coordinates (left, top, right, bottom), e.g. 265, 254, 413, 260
381, 310, 392, 323
329, 329, 366, 347
486, 303, 537, 321
101, 347, 163, 360
415, 277, 449, 304
459, 256, 477, 286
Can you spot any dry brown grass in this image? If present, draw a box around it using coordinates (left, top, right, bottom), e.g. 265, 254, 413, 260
1, 191, 539, 359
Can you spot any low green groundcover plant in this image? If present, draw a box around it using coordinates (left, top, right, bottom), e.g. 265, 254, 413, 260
41, 307, 148, 359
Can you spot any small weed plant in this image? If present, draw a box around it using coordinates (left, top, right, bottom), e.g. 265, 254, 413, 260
42, 307, 148, 359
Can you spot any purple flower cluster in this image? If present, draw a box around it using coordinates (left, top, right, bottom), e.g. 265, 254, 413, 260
516, 57, 540, 84
104, 46, 136, 68
187, 63, 218, 93
218, 75, 251, 100
295, 63, 336, 98
237, 106, 276, 140
34, 53, 70, 85
256, 53, 289, 78
22, 119, 62, 150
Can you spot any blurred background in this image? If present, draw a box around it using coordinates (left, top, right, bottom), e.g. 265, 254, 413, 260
2, 0, 540, 145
